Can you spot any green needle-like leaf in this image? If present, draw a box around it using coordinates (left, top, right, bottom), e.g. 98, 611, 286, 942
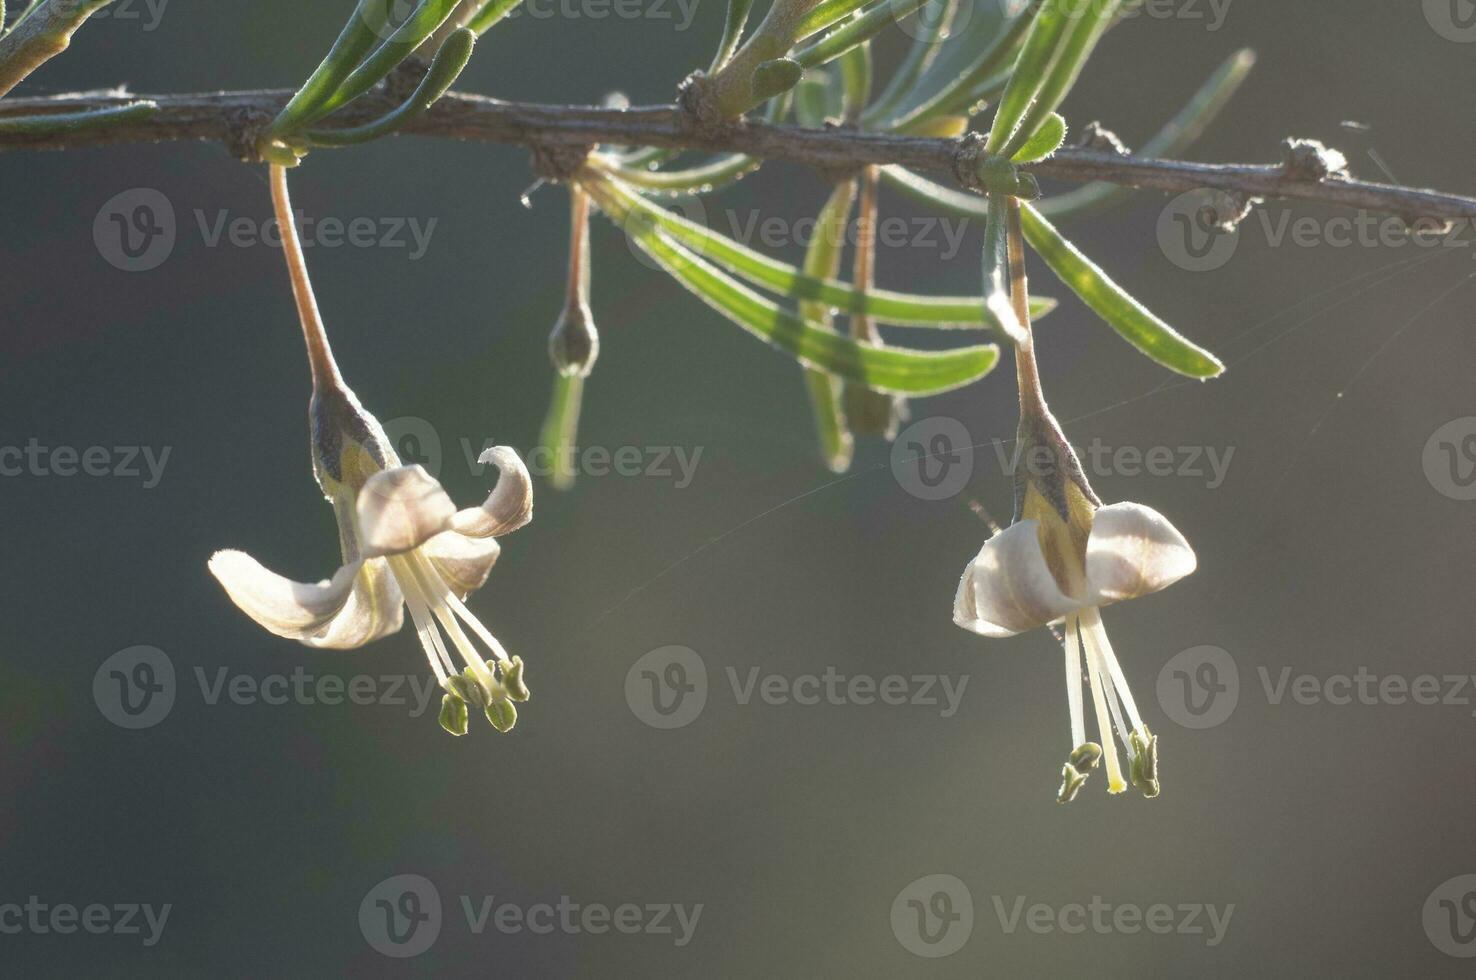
597, 178, 1056, 332
306, 0, 463, 125
794, 0, 871, 40
603, 153, 761, 193
837, 37, 871, 118
614, 201, 1000, 395
999, 0, 1119, 160
0, 99, 155, 135
983, 0, 1071, 154
799, 180, 858, 472
1019, 203, 1223, 378
711, 0, 756, 70
886, 1, 1032, 133
466, 0, 525, 34
306, 27, 474, 147
1010, 111, 1066, 164
266, 0, 383, 138
881, 167, 1222, 378
861, 0, 956, 124
792, 0, 931, 69
1037, 48, 1256, 220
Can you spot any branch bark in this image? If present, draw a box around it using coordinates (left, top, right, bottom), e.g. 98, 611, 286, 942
3, 87, 1475, 222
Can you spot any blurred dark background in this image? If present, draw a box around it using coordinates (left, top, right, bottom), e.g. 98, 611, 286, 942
3, 0, 1476, 975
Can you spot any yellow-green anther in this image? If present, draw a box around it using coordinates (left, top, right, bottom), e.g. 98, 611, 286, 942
1058, 764, 1089, 804
445, 673, 483, 708
1129, 729, 1160, 799
1057, 742, 1103, 804
1070, 742, 1103, 772
500, 655, 530, 702
439, 693, 469, 737
485, 698, 517, 733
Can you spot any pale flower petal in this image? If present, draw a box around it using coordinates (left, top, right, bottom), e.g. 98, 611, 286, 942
421, 530, 501, 598
1084, 501, 1197, 606
208, 550, 404, 649
954, 520, 1081, 638
451, 446, 533, 538
357, 465, 456, 558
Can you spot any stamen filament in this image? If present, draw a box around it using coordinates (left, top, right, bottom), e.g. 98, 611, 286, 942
1083, 627, 1126, 793
413, 555, 512, 665
1082, 606, 1146, 735
1064, 613, 1086, 749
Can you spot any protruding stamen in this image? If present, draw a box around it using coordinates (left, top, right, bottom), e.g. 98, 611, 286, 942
1064, 613, 1086, 749
1083, 631, 1126, 793
1082, 606, 1145, 735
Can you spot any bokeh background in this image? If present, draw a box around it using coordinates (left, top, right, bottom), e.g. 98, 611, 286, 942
4, 0, 1476, 975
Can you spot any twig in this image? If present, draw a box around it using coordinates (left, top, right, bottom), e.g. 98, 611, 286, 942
2, 87, 1475, 222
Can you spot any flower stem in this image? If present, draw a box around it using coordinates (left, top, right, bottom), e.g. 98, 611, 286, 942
1005, 196, 1049, 422
268, 163, 344, 394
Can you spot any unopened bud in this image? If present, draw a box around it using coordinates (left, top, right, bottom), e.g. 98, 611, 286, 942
549, 303, 600, 377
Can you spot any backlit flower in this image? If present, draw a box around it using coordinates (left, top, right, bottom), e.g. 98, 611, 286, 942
208, 164, 534, 736
954, 196, 1197, 801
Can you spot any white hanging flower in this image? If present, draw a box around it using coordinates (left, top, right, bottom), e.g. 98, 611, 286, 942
208, 163, 535, 736
955, 195, 1199, 801
210, 449, 534, 736
954, 498, 1196, 800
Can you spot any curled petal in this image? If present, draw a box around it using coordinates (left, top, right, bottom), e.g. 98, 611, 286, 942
954, 520, 1080, 638
357, 465, 456, 558
451, 446, 533, 539
422, 530, 501, 598
208, 550, 404, 649
1085, 502, 1197, 606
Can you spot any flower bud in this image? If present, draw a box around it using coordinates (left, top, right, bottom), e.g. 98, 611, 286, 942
548, 302, 600, 378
